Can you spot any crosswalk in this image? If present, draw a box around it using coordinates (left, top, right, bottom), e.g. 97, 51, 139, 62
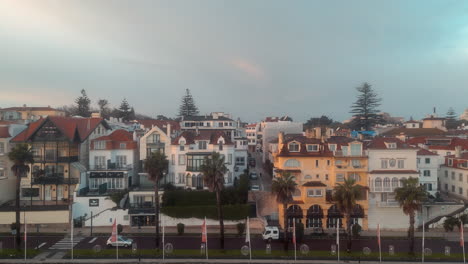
49, 236, 84, 250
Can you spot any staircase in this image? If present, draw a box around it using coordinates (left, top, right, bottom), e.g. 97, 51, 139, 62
419, 203, 468, 230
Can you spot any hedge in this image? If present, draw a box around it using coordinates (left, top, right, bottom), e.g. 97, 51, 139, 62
162, 186, 248, 207
161, 204, 250, 220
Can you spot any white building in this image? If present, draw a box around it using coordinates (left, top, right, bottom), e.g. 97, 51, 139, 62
439, 147, 468, 199
367, 137, 419, 230
260, 117, 303, 162
246, 123, 260, 152
417, 148, 439, 195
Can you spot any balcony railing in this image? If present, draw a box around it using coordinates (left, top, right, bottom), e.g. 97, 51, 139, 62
371, 186, 396, 192
377, 201, 399, 207
89, 164, 133, 171
33, 156, 79, 163
32, 176, 79, 185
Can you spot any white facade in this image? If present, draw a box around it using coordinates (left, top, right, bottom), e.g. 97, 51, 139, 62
417, 152, 439, 195
261, 121, 303, 162
439, 165, 468, 199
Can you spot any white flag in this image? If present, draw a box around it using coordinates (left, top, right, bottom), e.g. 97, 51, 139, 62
245, 217, 250, 244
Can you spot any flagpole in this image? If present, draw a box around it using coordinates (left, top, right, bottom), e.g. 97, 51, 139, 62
71, 204, 73, 260
337, 222, 339, 263
116, 218, 118, 260
162, 217, 165, 261
293, 221, 296, 262
205, 217, 208, 260
247, 217, 251, 261
378, 224, 382, 263
24, 209, 26, 261
462, 222, 466, 264
422, 220, 425, 263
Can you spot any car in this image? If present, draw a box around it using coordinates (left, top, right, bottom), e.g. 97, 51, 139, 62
250, 172, 258, 180
106, 235, 133, 248
250, 185, 260, 191
249, 158, 256, 167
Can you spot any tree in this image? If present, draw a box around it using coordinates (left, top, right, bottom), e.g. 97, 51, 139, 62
304, 115, 334, 129
200, 152, 228, 249
156, 115, 173, 121
97, 99, 111, 119
271, 172, 297, 251
8, 143, 34, 249
332, 178, 362, 252
75, 89, 91, 117
394, 177, 427, 255
349, 82, 382, 131
178, 89, 199, 117
116, 99, 135, 122
446, 107, 459, 130
144, 151, 168, 249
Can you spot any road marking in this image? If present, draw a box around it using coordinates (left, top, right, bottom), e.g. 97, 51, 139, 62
35, 242, 46, 249
89, 237, 97, 244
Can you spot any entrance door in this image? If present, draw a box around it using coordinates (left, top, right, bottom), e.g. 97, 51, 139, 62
57, 185, 63, 200
45, 186, 52, 200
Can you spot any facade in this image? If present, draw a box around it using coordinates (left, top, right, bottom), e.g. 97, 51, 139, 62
366, 138, 419, 230
0, 126, 14, 205
0, 106, 65, 122
416, 148, 439, 195
438, 149, 468, 200
408, 136, 468, 163
246, 123, 260, 152
272, 133, 368, 232
404, 120, 421, 129
422, 116, 447, 131
261, 117, 303, 162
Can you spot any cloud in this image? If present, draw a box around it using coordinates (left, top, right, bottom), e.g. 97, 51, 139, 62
229, 58, 266, 81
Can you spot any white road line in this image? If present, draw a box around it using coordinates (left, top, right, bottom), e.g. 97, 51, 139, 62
88, 237, 97, 244
35, 242, 46, 249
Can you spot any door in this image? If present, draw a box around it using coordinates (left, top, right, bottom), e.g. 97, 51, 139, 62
57, 185, 63, 200
45, 186, 52, 200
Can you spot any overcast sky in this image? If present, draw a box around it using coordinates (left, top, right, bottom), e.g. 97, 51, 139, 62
1, 0, 467, 122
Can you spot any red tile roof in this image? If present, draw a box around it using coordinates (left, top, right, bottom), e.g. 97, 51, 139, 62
137, 120, 180, 132
366, 137, 415, 149
245, 123, 257, 128
370, 170, 419, 174
381, 128, 446, 137
172, 130, 233, 145
408, 136, 468, 151
0, 126, 10, 138
417, 148, 438, 156
92, 129, 136, 150
11, 116, 108, 142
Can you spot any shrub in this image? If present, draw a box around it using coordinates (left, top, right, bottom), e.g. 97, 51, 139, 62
444, 216, 460, 231
117, 224, 123, 234
110, 190, 128, 207
237, 223, 245, 236
352, 223, 362, 237
177, 223, 185, 235
161, 204, 250, 220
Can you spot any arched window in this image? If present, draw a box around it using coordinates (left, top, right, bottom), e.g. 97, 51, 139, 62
287, 205, 303, 227
391, 177, 399, 190
284, 159, 300, 167
383, 177, 390, 191
375, 177, 382, 187
306, 205, 323, 228
288, 142, 300, 152
327, 204, 343, 228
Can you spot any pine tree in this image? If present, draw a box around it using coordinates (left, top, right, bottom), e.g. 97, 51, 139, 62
178, 89, 199, 117
446, 107, 459, 130
75, 89, 91, 117
349, 82, 382, 131
117, 98, 134, 122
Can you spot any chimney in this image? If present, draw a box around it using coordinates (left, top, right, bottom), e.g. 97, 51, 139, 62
196, 125, 199, 136
455, 146, 462, 158
278, 132, 285, 150
314, 127, 321, 139
167, 123, 171, 137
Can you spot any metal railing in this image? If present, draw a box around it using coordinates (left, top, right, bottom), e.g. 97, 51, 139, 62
89, 164, 133, 170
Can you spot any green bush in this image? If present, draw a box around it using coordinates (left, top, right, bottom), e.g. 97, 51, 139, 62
110, 189, 128, 207
161, 204, 250, 220
117, 224, 123, 234
177, 223, 185, 235
444, 216, 460, 231
237, 222, 245, 236
162, 188, 248, 207
352, 223, 362, 237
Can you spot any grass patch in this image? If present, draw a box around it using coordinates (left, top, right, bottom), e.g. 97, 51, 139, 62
0, 249, 41, 259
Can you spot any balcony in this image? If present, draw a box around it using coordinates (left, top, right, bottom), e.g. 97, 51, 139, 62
31, 176, 79, 185
33, 155, 79, 163
89, 164, 133, 171
377, 201, 400, 207
370, 186, 395, 192
128, 202, 155, 214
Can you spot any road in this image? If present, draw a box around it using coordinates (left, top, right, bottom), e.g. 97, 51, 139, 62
249, 151, 271, 192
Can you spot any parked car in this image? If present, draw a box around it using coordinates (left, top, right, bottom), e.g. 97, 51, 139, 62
106, 235, 133, 248
250, 172, 258, 180
249, 158, 256, 167
250, 185, 260, 191
262, 226, 282, 242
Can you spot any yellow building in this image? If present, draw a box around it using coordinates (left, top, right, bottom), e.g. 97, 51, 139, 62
272, 133, 368, 232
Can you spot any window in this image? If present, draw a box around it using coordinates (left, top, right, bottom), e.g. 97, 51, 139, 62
178, 173, 185, 184
452, 172, 456, 180
391, 177, 399, 189
460, 173, 464, 182
307, 144, 319, 152
45, 149, 56, 161
381, 159, 388, 169
304, 175, 312, 179
307, 189, 323, 197
325, 174, 329, 180
336, 173, 344, 182
335, 160, 343, 165
328, 144, 337, 152
444, 184, 448, 191
397, 159, 404, 169
198, 141, 207, 150
350, 143, 361, 156
425, 158, 430, 164
180, 145, 185, 151
448, 159, 453, 166
445, 171, 448, 178
417, 158, 420, 164
22, 188, 39, 197
227, 154, 232, 164
235, 157, 245, 166
120, 143, 126, 149
292, 188, 301, 197
460, 187, 463, 195
288, 142, 300, 152
315, 160, 319, 168
383, 177, 391, 190
327, 160, 331, 166
423, 170, 431, 177
424, 183, 432, 191
316, 174, 319, 179
95, 141, 106, 150
452, 185, 455, 193
284, 159, 300, 167
178, 155, 186, 165
171, 154, 175, 165
187, 155, 207, 171
94, 156, 106, 169
351, 160, 361, 168
387, 142, 397, 149
375, 178, 382, 188
116, 155, 127, 168
0, 142, 4, 154
149, 133, 160, 143
0, 160, 4, 177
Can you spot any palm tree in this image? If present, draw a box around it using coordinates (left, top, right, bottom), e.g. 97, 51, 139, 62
271, 172, 297, 251
8, 143, 34, 250
333, 178, 362, 252
145, 151, 168, 249
394, 177, 427, 255
200, 152, 228, 249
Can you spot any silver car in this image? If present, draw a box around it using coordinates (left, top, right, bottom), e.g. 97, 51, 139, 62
106, 235, 133, 248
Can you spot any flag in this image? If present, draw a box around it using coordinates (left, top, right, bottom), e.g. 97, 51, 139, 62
461, 221, 465, 247
201, 218, 207, 243
245, 217, 250, 244
377, 223, 381, 247
111, 219, 117, 242
292, 221, 296, 245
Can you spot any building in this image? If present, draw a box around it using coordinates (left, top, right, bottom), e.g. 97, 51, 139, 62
272, 133, 368, 233
246, 123, 261, 152
408, 136, 468, 162
461, 109, 468, 121
366, 137, 419, 230
439, 147, 468, 200
417, 148, 439, 195
404, 120, 422, 129
260, 117, 303, 162
422, 115, 447, 131
0, 105, 65, 122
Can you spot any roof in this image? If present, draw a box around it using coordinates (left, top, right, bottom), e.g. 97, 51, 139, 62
408, 136, 468, 151
172, 130, 233, 145
245, 123, 257, 128
370, 170, 419, 174
446, 153, 468, 160
302, 181, 327, 187
0, 126, 10, 138
277, 134, 334, 157
0, 106, 63, 112
137, 120, 180, 132
381, 128, 446, 137
94, 129, 133, 142
423, 117, 446, 120
417, 148, 438, 156
11, 116, 109, 142
366, 137, 415, 150
182, 115, 233, 121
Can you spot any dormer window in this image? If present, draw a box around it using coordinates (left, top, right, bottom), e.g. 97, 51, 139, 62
148, 133, 160, 144
119, 143, 126, 149
288, 142, 300, 152
386, 142, 397, 149
198, 141, 207, 150
350, 143, 362, 156
448, 159, 453, 166
306, 144, 319, 152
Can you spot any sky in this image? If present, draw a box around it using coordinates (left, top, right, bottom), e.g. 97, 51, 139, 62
1, 0, 468, 123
